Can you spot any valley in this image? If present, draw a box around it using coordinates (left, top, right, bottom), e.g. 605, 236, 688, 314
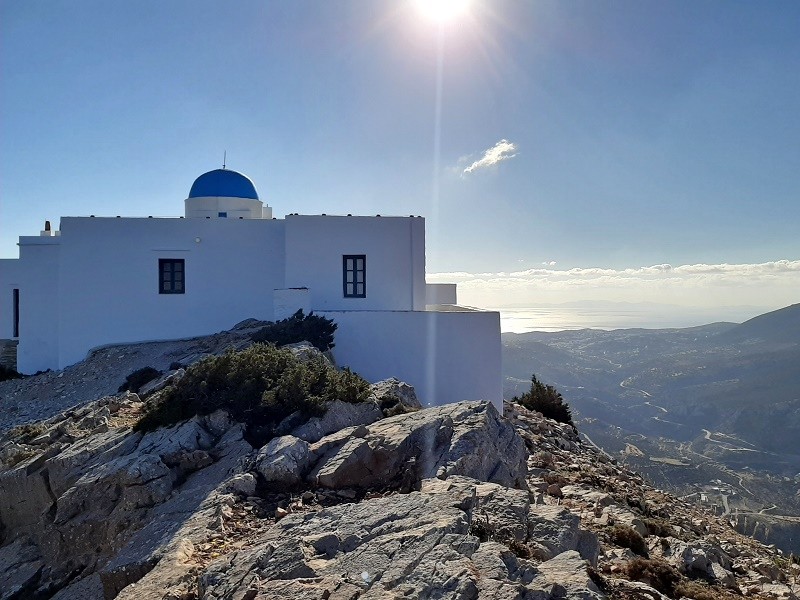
502, 303, 800, 553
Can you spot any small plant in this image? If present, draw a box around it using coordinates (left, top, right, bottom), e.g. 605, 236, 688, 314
643, 517, 674, 538
607, 524, 649, 557
507, 539, 531, 559
10, 422, 46, 443
513, 374, 573, 426
625, 558, 680, 597
0, 365, 23, 382
250, 309, 337, 351
118, 366, 162, 393
469, 518, 493, 543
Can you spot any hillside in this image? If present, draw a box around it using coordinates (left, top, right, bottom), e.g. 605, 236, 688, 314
502, 304, 800, 554
1, 325, 798, 599
714, 303, 800, 345
0, 330, 800, 600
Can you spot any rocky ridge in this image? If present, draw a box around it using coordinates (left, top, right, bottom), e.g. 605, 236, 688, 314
0, 333, 798, 599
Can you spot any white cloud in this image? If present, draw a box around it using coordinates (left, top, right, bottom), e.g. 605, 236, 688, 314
542, 260, 556, 266
463, 139, 517, 175
428, 260, 800, 309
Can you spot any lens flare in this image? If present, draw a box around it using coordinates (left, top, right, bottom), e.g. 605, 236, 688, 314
413, 0, 471, 23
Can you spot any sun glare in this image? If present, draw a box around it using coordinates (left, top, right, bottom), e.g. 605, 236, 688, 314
414, 0, 471, 23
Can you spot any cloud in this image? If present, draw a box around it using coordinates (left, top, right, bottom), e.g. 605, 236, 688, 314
542, 261, 557, 266
463, 139, 517, 175
428, 260, 800, 309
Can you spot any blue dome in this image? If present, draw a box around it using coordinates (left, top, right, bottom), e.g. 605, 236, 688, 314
188, 169, 259, 200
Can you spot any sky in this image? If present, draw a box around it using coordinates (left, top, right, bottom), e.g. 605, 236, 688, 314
1, 0, 798, 326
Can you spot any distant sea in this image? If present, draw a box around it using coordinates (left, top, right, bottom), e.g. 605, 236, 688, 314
495, 304, 772, 333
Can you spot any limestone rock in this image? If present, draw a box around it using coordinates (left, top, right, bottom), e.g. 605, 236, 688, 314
528, 505, 600, 566
1, 331, 798, 600
255, 435, 311, 486
137, 368, 185, 397
290, 399, 383, 443
309, 400, 528, 491
199, 476, 594, 600
368, 377, 421, 414
228, 472, 257, 496
537, 551, 604, 599
0, 537, 44, 600
283, 340, 328, 363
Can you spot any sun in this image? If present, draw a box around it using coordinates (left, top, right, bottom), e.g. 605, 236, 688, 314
413, 0, 471, 23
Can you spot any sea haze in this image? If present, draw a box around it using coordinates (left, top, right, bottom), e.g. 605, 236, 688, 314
496, 302, 773, 333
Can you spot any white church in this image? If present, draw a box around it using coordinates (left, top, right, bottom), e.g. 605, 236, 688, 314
0, 168, 501, 408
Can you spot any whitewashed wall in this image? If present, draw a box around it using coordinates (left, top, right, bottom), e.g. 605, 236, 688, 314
284, 215, 427, 312
426, 283, 457, 305
12, 237, 61, 373
321, 308, 502, 410
184, 196, 267, 219
56, 217, 286, 368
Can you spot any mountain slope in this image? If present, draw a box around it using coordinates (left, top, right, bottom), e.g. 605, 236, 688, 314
1, 325, 797, 599
501, 304, 800, 554
714, 303, 800, 345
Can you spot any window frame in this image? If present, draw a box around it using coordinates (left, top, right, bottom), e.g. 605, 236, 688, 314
12, 288, 19, 338
159, 259, 185, 295
342, 254, 366, 298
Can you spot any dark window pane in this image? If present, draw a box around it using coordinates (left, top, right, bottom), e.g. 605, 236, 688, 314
160, 259, 185, 294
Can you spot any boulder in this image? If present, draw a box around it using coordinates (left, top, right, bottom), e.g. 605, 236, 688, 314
308, 400, 528, 491
537, 551, 604, 600
369, 377, 421, 413
227, 473, 257, 497
528, 505, 600, 566
283, 341, 328, 364
0, 537, 44, 600
0, 462, 56, 531
290, 399, 383, 443
255, 435, 311, 486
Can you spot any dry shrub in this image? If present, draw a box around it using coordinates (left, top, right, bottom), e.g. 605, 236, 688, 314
608, 524, 649, 557
675, 580, 741, 600
625, 558, 680, 597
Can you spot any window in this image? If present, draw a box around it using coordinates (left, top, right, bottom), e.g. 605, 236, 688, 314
159, 259, 185, 294
12, 289, 19, 337
343, 255, 366, 298
218, 212, 227, 218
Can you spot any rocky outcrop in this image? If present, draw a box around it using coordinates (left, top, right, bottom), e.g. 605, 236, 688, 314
253, 400, 526, 493
0, 329, 797, 600
200, 476, 602, 600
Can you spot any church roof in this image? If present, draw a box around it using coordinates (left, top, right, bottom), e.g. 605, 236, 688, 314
188, 169, 259, 200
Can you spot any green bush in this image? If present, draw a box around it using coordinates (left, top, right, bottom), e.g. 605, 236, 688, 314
513, 374, 573, 426
250, 309, 337, 351
134, 344, 370, 443
118, 366, 162, 393
607, 524, 649, 557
